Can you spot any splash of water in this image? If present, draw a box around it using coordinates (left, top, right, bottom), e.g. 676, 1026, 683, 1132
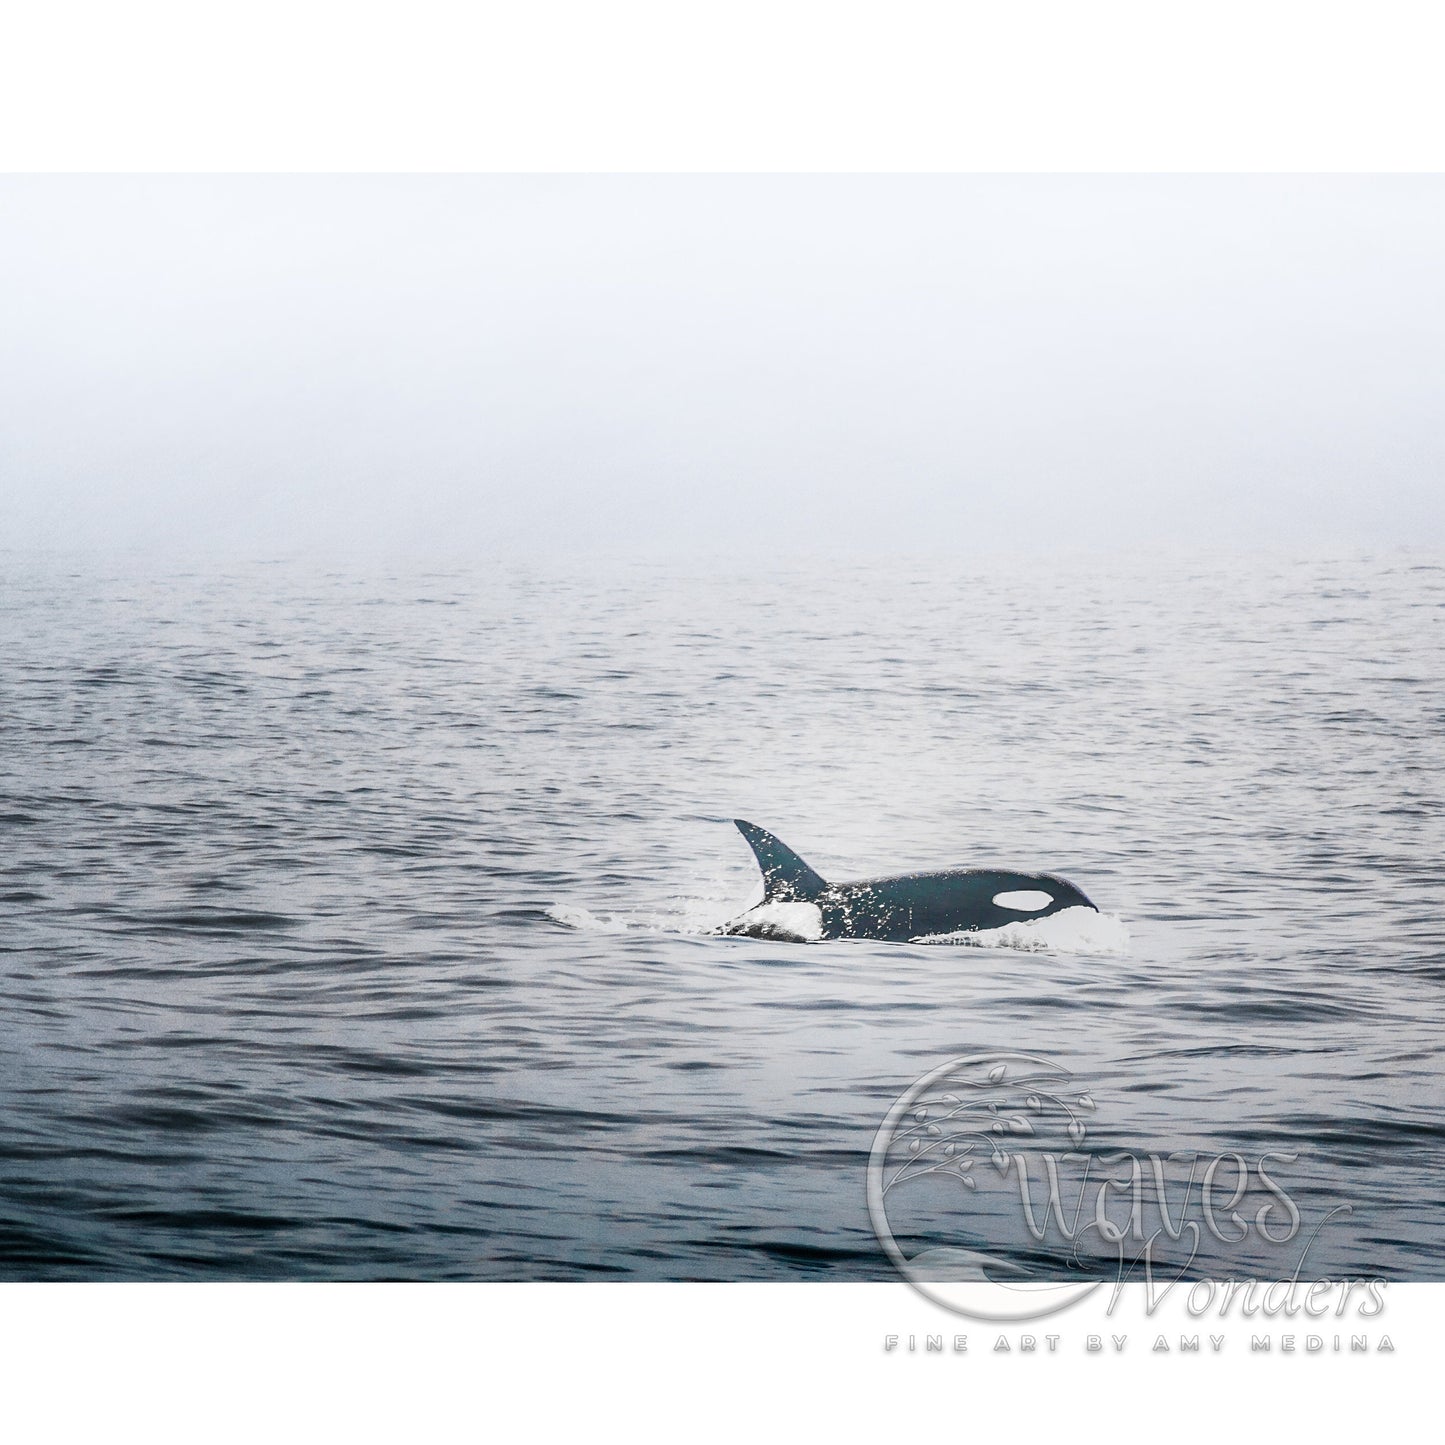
912, 905, 1131, 956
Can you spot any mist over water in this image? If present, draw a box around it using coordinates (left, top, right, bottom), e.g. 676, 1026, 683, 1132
1, 549, 1442, 1279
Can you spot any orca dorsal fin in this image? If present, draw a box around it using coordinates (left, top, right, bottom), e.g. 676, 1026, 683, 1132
733, 820, 828, 902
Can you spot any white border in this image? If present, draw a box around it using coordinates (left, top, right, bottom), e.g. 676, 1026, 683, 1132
0, 1280, 1434, 1439
1, 1, 1444, 170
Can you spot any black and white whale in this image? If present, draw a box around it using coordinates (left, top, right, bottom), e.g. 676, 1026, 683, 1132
719, 820, 1099, 944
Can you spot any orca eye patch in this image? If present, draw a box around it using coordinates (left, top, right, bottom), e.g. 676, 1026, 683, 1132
992, 890, 1053, 912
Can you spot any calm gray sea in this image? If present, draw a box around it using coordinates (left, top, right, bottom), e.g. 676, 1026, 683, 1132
1, 550, 1442, 1280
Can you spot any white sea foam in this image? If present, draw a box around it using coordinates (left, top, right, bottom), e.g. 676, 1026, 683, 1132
912, 905, 1131, 956
545, 903, 635, 933
547, 896, 739, 936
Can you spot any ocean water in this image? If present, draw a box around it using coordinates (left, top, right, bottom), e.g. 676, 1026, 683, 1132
1, 550, 1442, 1281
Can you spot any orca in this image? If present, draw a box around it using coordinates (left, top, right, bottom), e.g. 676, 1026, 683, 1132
719, 819, 1098, 943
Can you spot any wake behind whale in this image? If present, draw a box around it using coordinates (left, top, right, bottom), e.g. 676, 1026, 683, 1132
718, 820, 1121, 950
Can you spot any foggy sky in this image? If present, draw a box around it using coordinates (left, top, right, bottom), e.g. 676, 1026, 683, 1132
2, 174, 1443, 557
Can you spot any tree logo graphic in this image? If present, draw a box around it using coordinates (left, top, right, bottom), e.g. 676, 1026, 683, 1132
867, 1052, 1104, 1320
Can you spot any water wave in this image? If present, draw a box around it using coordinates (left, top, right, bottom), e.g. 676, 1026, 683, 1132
4, 550, 1441, 1282
912, 905, 1132, 956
